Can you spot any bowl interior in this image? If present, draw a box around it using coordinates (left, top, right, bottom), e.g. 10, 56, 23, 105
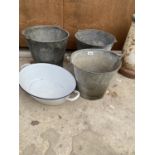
24, 26, 68, 42
75, 29, 116, 47
19, 64, 76, 99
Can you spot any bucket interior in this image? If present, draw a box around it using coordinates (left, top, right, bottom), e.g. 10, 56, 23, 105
75, 29, 116, 47
71, 50, 121, 73
24, 26, 69, 42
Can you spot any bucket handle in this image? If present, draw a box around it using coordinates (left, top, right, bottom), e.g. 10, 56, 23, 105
111, 51, 123, 59
66, 90, 80, 102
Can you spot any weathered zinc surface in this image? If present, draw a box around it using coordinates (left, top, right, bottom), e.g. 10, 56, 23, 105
19, 55, 134, 155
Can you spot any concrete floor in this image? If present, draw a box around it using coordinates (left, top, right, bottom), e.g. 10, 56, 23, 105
19, 51, 135, 155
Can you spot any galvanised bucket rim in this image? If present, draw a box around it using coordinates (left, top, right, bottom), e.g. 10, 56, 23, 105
71, 49, 122, 75
22, 25, 69, 43
75, 29, 117, 47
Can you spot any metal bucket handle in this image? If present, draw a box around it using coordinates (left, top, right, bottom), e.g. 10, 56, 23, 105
111, 51, 123, 59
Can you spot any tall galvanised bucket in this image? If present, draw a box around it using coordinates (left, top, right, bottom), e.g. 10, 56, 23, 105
71, 49, 122, 100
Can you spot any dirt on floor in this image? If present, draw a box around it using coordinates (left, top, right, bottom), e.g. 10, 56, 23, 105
19, 53, 135, 155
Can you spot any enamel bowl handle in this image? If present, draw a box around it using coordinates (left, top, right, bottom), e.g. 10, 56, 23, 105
66, 90, 80, 102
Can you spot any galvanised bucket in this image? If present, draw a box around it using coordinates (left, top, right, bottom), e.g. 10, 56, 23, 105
75, 29, 117, 50
71, 49, 122, 100
22, 25, 69, 66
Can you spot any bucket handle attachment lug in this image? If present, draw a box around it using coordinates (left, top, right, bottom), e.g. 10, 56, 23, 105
21, 29, 30, 39
111, 51, 123, 59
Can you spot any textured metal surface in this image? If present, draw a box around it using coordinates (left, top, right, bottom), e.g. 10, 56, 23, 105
71, 49, 122, 100
23, 25, 69, 66
75, 29, 117, 50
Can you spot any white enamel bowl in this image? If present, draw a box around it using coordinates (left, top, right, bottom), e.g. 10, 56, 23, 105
19, 63, 80, 105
